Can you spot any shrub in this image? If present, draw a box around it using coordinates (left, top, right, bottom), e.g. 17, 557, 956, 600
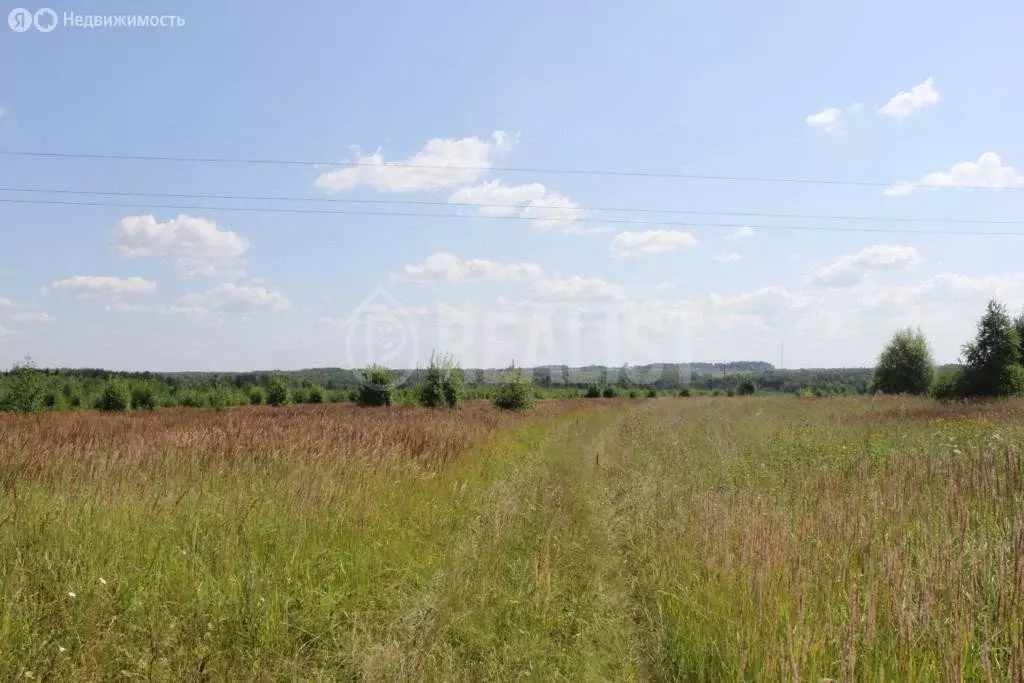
68, 394, 82, 409
307, 386, 325, 404
131, 385, 157, 410
248, 386, 266, 405
737, 378, 757, 396
420, 353, 464, 408
646, 388, 658, 398
601, 386, 618, 399
726, 389, 735, 397
326, 389, 348, 403
711, 389, 725, 397
492, 364, 535, 411
0, 356, 45, 413
585, 384, 602, 398
955, 299, 1024, 398
291, 387, 309, 404
176, 390, 204, 408
357, 365, 395, 407
97, 380, 131, 412
628, 390, 640, 399
870, 328, 935, 395
266, 374, 289, 406
678, 387, 691, 397
931, 371, 958, 401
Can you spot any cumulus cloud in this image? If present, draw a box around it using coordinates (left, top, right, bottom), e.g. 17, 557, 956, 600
393, 252, 542, 284
878, 77, 939, 119
714, 252, 742, 263
806, 245, 923, 289
178, 283, 291, 313
806, 107, 844, 134
531, 276, 626, 302
449, 180, 591, 232
610, 230, 698, 258
116, 215, 249, 277
45, 275, 156, 298
884, 152, 1024, 196
725, 226, 755, 241
316, 131, 511, 193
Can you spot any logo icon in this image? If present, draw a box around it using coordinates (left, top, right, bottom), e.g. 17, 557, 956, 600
33, 7, 56, 32
8, 7, 32, 31
341, 287, 420, 390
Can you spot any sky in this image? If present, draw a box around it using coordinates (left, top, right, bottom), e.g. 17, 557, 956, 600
2, 0, 1024, 371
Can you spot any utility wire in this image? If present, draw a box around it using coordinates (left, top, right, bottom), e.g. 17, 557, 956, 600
0, 185, 1021, 226
3, 149, 1022, 191
3, 196, 1023, 236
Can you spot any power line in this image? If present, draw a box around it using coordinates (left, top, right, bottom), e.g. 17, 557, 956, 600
0, 185, 1021, 226
3, 149, 1022, 191
2, 184, 1024, 227
3, 196, 1024, 236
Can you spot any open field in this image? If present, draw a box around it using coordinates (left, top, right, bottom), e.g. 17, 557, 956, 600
2, 396, 1024, 680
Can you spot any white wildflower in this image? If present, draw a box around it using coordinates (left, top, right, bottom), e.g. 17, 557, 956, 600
67, 591, 76, 599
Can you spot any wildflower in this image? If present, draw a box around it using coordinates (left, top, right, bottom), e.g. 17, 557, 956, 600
67, 591, 76, 599
98, 577, 107, 585
24, 671, 34, 679
58, 645, 67, 653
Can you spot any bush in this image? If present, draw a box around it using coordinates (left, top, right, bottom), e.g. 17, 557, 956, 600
628, 390, 640, 399
176, 390, 204, 408
953, 300, 1024, 398
931, 371, 959, 401
97, 380, 131, 412
307, 386, 325, 404
0, 356, 45, 413
291, 387, 309, 404
420, 353, 464, 408
585, 384, 602, 399
646, 388, 658, 398
131, 385, 157, 410
871, 328, 935, 395
357, 365, 395, 407
492, 365, 535, 411
248, 386, 266, 405
678, 387, 691, 397
711, 389, 725, 397
737, 378, 757, 396
266, 374, 289, 406
326, 389, 348, 403
601, 386, 618, 399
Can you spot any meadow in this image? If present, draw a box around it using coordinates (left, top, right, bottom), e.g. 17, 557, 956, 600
2, 395, 1023, 680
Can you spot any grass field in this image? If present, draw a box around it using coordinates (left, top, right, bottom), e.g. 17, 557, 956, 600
2, 396, 1023, 680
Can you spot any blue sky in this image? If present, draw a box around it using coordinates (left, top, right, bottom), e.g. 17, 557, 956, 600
2, 0, 1024, 370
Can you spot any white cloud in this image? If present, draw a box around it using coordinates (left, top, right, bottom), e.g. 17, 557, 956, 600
0, 298, 12, 310
179, 283, 291, 313
884, 152, 1024, 196
610, 230, 698, 258
316, 131, 510, 193
807, 245, 924, 289
449, 180, 548, 217
806, 107, 844, 134
878, 77, 939, 119
12, 312, 51, 324
45, 276, 156, 298
393, 252, 542, 284
532, 276, 626, 302
714, 252, 742, 263
725, 226, 755, 241
116, 215, 248, 277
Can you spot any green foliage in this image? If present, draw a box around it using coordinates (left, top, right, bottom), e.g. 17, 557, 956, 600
357, 365, 395, 407
711, 389, 725, 397
646, 388, 658, 398
248, 386, 266, 405
871, 328, 935, 395
266, 374, 289, 407
420, 353, 464, 409
737, 378, 757, 396
307, 385, 325, 404
601, 386, 618, 399
931, 370, 959, 401
0, 356, 45, 413
628, 390, 640, 399
678, 387, 691, 397
291, 387, 309, 404
97, 380, 131, 412
207, 386, 231, 411
955, 300, 1024, 398
130, 385, 157, 410
492, 364, 535, 412
176, 390, 204, 408
585, 384, 602, 398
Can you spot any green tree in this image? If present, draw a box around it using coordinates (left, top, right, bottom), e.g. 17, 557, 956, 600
97, 380, 131, 412
307, 385, 325, 404
248, 386, 266, 405
357, 365, 395, 407
0, 355, 45, 413
678, 387, 691, 397
492, 364, 535, 411
130, 385, 157, 410
585, 384, 601, 398
1015, 310, 1024, 366
601, 386, 618, 399
420, 353, 464, 408
646, 388, 659, 398
870, 328, 935, 395
737, 378, 757, 396
266, 374, 289, 406
955, 299, 1024, 398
